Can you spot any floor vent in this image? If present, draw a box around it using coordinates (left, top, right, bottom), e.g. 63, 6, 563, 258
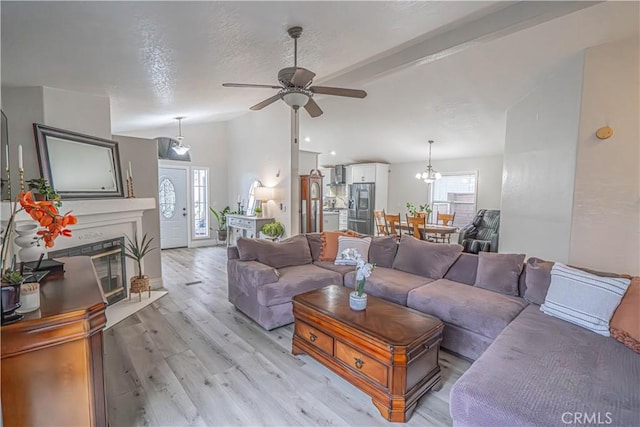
185, 280, 202, 286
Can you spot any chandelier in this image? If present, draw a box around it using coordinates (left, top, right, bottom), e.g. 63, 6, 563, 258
172, 116, 191, 155
415, 140, 442, 184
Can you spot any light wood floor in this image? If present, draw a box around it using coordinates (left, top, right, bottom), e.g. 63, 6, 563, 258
104, 246, 471, 427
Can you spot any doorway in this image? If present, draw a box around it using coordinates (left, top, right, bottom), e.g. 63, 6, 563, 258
158, 167, 188, 249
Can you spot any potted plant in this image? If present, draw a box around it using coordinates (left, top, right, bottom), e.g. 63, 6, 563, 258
261, 221, 284, 241
27, 178, 62, 207
253, 206, 263, 217
1, 269, 24, 324
210, 206, 231, 242
124, 233, 155, 301
406, 202, 433, 222
337, 248, 375, 311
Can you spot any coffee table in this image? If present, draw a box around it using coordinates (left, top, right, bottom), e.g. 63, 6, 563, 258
292, 285, 443, 422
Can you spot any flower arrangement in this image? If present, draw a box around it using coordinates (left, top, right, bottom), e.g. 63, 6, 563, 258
339, 248, 375, 296
1, 191, 77, 278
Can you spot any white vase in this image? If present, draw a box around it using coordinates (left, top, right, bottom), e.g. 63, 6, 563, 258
16, 282, 40, 314
14, 223, 42, 262
349, 291, 367, 311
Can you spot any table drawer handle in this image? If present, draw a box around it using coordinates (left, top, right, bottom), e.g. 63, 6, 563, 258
354, 357, 365, 369
309, 333, 317, 342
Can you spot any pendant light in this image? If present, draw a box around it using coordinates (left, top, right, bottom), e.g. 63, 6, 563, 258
172, 116, 191, 155
415, 140, 442, 183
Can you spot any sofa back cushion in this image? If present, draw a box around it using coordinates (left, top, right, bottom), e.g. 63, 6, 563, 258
392, 235, 463, 279
523, 257, 554, 305
318, 230, 359, 261
474, 252, 525, 296
444, 253, 479, 286
306, 233, 323, 261
368, 235, 398, 268
237, 235, 312, 269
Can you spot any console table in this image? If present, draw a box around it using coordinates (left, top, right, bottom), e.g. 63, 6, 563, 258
227, 214, 274, 246
1, 256, 108, 427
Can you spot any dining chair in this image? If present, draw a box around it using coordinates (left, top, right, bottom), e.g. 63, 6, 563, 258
384, 213, 402, 240
430, 212, 456, 243
405, 214, 425, 240
374, 210, 389, 236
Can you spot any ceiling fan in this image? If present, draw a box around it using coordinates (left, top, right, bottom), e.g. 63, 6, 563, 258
222, 26, 367, 118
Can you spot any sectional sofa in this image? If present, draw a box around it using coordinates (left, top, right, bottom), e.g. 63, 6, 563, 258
227, 234, 639, 426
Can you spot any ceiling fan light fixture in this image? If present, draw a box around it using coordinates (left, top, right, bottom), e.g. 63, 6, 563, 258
282, 91, 309, 109
171, 116, 191, 155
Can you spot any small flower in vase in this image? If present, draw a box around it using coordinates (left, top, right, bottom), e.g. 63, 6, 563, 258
355, 256, 375, 297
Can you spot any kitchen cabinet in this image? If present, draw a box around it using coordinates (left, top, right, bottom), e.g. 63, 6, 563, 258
323, 212, 340, 231
339, 210, 348, 230
351, 164, 376, 183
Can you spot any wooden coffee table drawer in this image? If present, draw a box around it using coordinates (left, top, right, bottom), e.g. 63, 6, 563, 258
336, 341, 388, 388
295, 321, 333, 356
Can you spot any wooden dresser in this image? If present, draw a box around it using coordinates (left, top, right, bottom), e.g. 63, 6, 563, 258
292, 285, 443, 422
1, 256, 108, 427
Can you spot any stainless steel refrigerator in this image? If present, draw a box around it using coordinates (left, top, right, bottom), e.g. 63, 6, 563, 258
348, 183, 375, 235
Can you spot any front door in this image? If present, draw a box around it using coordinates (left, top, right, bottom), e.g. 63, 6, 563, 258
158, 167, 188, 249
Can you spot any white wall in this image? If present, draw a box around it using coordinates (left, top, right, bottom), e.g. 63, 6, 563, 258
122, 120, 228, 245
226, 103, 293, 236
569, 37, 639, 275
501, 54, 584, 261
42, 87, 112, 139
388, 155, 503, 217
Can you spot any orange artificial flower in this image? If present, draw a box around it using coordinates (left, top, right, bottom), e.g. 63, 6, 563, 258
18, 191, 77, 249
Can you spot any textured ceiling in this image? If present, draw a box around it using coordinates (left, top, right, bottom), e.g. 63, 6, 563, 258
2, 1, 638, 164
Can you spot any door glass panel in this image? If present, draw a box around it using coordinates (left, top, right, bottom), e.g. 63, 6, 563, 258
311, 182, 320, 198
159, 178, 176, 219
193, 168, 209, 238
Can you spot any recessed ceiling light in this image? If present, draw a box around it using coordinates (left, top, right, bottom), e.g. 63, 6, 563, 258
304, 137, 311, 142
330, 151, 336, 156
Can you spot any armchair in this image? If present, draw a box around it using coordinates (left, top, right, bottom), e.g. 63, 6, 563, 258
458, 209, 500, 254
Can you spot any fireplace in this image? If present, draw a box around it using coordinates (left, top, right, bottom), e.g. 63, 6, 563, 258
48, 237, 127, 304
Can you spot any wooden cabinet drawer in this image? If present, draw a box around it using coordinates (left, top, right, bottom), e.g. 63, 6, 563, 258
336, 341, 388, 387
228, 217, 251, 229
295, 322, 333, 356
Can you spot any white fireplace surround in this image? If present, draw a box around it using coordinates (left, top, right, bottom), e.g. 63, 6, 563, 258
1, 197, 158, 288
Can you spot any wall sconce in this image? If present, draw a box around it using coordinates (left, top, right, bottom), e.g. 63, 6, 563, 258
596, 126, 614, 140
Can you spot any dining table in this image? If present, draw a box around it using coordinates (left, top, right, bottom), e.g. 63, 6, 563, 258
398, 222, 458, 239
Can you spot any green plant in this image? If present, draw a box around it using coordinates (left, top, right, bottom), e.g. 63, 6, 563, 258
27, 178, 61, 207
254, 206, 262, 214
406, 202, 432, 216
1, 269, 23, 285
210, 206, 231, 231
124, 233, 155, 279
261, 221, 284, 238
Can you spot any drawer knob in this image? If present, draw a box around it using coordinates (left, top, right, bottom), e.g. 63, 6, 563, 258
309, 332, 317, 342
354, 357, 365, 369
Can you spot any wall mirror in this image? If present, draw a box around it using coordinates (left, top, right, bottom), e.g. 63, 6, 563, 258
34, 124, 124, 199
246, 180, 261, 216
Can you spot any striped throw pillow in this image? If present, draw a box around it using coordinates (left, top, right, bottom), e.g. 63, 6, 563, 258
541, 263, 631, 336
334, 236, 371, 265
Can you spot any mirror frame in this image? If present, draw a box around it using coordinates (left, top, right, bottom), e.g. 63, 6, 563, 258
33, 124, 124, 199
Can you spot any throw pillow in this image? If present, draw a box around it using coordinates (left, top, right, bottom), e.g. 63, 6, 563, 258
334, 236, 372, 265
474, 252, 525, 296
305, 233, 323, 261
610, 277, 640, 353
523, 257, 554, 304
318, 230, 359, 261
237, 235, 312, 269
368, 235, 398, 268
392, 235, 463, 279
541, 263, 631, 336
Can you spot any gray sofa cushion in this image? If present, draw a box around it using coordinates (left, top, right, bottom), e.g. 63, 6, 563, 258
392, 235, 463, 279
407, 279, 527, 339
313, 261, 355, 276
523, 256, 554, 305
344, 267, 433, 306
368, 235, 398, 268
450, 305, 640, 427
237, 235, 312, 269
444, 253, 478, 285
306, 233, 323, 261
257, 264, 342, 307
474, 252, 525, 296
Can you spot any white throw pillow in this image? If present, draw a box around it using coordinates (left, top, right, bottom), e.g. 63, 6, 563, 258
541, 263, 630, 336
334, 236, 371, 265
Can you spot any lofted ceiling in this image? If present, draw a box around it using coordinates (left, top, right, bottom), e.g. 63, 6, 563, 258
2, 1, 639, 165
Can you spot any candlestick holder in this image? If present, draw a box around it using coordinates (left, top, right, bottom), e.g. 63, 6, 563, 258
126, 177, 135, 198
5, 168, 11, 200
18, 168, 24, 192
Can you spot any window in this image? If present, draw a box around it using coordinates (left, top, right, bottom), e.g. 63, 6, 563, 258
430, 172, 477, 227
192, 168, 209, 238
159, 178, 176, 219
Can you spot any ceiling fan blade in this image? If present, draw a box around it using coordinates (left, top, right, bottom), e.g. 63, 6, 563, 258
223, 83, 281, 89
250, 94, 282, 111
291, 68, 316, 87
309, 86, 367, 98
304, 98, 323, 118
